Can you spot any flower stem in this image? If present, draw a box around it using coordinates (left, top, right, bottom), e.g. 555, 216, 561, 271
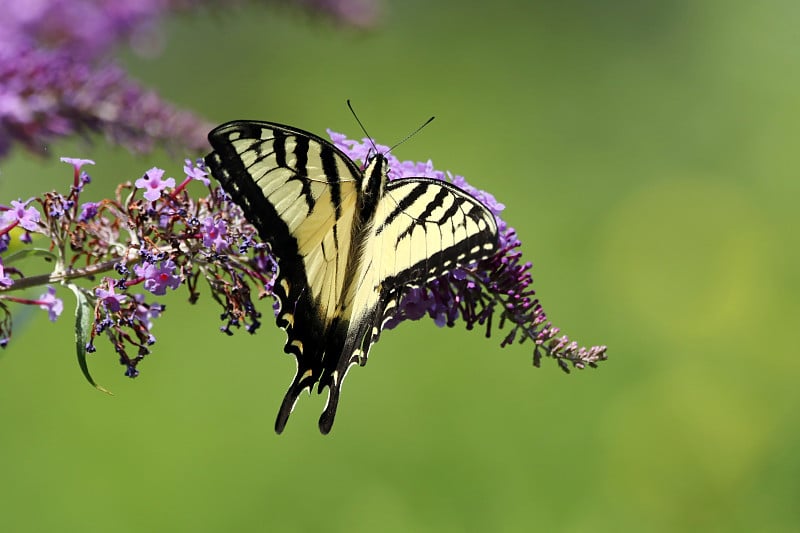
0, 255, 137, 292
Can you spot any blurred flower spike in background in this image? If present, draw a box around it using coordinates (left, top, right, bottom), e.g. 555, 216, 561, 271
0, 0, 380, 159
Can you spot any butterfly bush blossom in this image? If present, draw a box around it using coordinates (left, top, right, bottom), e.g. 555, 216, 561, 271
328, 131, 607, 371
0, 158, 274, 383
0, 0, 379, 158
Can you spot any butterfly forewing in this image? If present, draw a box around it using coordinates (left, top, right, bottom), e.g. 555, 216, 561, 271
206, 121, 364, 430
347, 178, 498, 345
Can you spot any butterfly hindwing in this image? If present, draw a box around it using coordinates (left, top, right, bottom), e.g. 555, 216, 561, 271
206, 120, 500, 434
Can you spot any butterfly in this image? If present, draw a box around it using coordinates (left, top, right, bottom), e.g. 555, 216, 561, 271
205, 120, 498, 433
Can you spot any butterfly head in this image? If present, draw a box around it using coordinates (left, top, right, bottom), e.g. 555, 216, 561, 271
361, 151, 389, 199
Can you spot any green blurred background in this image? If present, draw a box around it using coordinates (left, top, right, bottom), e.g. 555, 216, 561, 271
1, 0, 798, 530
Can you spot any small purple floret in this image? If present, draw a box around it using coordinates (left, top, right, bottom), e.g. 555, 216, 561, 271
60, 157, 95, 171
95, 279, 126, 312
201, 217, 229, 251
0, 259, 13, 288
134, 259, 181, 296
38, 286, 63, 322
184, 158, 210, 186
135, 167, 175, 202
2, 199, 41, 232
78, 202, 99, 222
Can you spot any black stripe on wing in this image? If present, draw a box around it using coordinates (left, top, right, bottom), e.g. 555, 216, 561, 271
379, 178, 499, 284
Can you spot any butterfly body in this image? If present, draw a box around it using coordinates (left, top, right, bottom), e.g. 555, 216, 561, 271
206, 121, 498, 433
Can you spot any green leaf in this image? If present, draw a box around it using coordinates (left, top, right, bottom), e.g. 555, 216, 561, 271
3, 248, 57, 265
67, 283, 112, 395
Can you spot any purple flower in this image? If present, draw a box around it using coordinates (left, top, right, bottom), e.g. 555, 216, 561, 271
184, 158, 210, 186
0, 46, 211, 159
61, 156, 95, 191
295, 0, 380, 28
0, 0, 379, 161
1, 0, 380, 61
133, 293, 163, 331
60, 157, 95, 170
95, 279, 126, 312
201, 217, 229, 251
135, 167, 175, 202
0, 259, 14, 288
134, 259, 181, 295
2, 0, 169, 62
38, 286, 63, 322
395, 287, 431, 321
1, 199, 41, 232
78, 202, 99, 222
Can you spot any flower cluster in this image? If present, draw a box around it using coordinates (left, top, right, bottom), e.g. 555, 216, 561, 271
0, 158, 274, 385
0, 0, 380, 159
0, 46, 212, 158
329, 131, 607, 371
0, 0, 379, 58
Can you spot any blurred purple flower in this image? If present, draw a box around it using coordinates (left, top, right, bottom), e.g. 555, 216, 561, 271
1, 0, 380, 60
0, 46, 211, 159
78, 202, 100, 222
0, 0, 380, 159
38, 286, 63, 322
0, 259, 14, 288
135, 167, 175, 202
297, 0, 380, 27
2, 0, 171, 61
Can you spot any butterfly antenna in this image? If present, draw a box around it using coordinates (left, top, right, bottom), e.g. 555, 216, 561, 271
388, 115, 435, 153
347, 99, 380, 155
